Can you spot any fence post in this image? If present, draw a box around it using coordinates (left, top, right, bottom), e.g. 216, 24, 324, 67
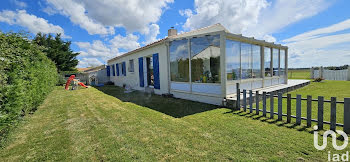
344, 98, 350, 134
330, 97, 337, 131
318, 96, 324, 130
249, 90, 253, 113
278, 92, 282, 121
347, 67, 350, 81
307, 95, 312, 127
287, 94, 291, 123
236, 88, 240, 110
263, 92, 267, 117
296, 95, 302, 125
256, 91, 259, 115
243, 89, 247, 112
270, 92, 274, 119
236, 83, 240, 110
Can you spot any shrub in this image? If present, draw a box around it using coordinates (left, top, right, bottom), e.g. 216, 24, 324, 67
0, 32, 58, 140
313, 77, 324, 82
105, 81, 114, 85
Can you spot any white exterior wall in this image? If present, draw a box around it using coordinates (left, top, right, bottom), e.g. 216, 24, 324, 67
105, 27, 288, 106
108, 43, 169, 95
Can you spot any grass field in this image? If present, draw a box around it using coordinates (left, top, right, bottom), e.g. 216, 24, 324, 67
288, 69, 311, 79
0, 82, 349, 161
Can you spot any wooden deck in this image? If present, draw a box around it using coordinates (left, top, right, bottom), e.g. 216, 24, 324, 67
226, 79, 310, 101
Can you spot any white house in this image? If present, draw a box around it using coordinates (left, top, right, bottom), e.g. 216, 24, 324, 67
106, 24, 288, 105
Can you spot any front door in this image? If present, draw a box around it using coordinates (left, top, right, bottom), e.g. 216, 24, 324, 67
146, 57, 154, 87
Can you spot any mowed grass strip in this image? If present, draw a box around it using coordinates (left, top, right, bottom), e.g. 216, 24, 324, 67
288, 69, 311, 79
1, 85, 348, 161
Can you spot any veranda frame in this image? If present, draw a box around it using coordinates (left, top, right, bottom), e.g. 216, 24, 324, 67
166, 30, 288, 99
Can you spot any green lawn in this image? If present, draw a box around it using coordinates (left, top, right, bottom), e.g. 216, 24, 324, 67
288, 69, 310, 79
0, 82, 349, 161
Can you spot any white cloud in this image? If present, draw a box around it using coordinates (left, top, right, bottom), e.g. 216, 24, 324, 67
75, 34, 141, 67
0, 10, 70, 38
283, 19, 350, 67
42, 6, 57, 16
181, 0, 269, 35
110, 34, 140, 51
179, 0, 345, 67
179, 9, 192, 17
283, 19, 350, 42
45, 0, 114, 35
12, 0, 27, 8
76, 40, 116, 61
45, 0, 173, 37
77, 57, 104, 68
247, 0, 332, 40
181, 0, 331, 42
142, 24, 160, 45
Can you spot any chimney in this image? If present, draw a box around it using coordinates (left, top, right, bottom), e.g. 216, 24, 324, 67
168, 27, 177, 36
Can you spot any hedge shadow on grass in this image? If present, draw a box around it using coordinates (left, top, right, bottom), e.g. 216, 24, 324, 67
95, 86, 218, 118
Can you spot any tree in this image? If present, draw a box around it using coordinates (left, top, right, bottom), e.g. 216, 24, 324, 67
33, 33, 79, 72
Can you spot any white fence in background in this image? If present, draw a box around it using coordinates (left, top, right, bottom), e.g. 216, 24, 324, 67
311, 67, 350, 81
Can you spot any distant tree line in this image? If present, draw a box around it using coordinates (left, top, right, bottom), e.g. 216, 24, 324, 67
289, 65, 349, 70
324, 65, 349, 70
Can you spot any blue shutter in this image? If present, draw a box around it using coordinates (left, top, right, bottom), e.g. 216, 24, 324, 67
153, 53, 160, 89
122, 62, 126, 76
107, 65, 110, 76
138, 57, 144, 87
116, 63, 119, 76
112, 64, 115, 76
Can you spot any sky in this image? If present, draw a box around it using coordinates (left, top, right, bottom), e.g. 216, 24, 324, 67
0, 0, 349, 68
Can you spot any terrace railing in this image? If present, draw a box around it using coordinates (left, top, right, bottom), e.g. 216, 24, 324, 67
236, 88, 350, 133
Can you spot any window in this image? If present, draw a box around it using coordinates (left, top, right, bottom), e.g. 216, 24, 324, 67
128, 59, 134, 72
241, 43, 252, 79
252, 45, 261, 78
190, 35, 220, 83
280, 49, 285, 76
226, 40, 240, 80
116, 63, 120, 76
106, 65, 110, 76
170, 39, 189, 82
122, 62, 126, 76
112, 64, 115, 76
118, 63, 122, 76
264, 47, 271, 77
272, 48, 279, 76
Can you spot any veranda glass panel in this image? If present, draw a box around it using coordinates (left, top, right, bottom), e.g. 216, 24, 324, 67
264, 47, 271, 77
241, 43, 252, 79
272, 48, 279, 76
170, 39, 189, 82
190, 35, 220, 83
280, 49, 285, 76
226, 40, 240, 80
252, 45, 261, 78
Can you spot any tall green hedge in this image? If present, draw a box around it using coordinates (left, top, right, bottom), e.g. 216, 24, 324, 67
0, 32, 58, 136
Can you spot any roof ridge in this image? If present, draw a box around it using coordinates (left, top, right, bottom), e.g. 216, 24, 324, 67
169, 23, 226, 38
